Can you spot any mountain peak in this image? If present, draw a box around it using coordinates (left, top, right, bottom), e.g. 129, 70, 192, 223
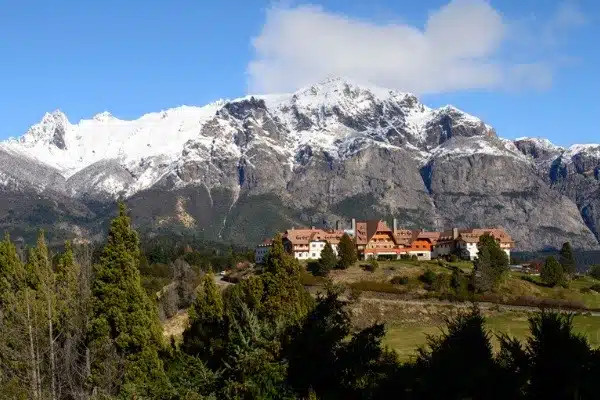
93, 111, 114, 121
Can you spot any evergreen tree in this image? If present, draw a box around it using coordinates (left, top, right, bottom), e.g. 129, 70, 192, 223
559, 242, 576, 276
414, 307, 502, 399
182, 273, 226, 368
0, 233, 31, 398
261, 234, 313, 324
318, 242, 337, 276
541, 256, 564, 287
87, 202, 170, 398
336, 234, 357, 269
526, 311, 597, 399
474, 234, 509, 292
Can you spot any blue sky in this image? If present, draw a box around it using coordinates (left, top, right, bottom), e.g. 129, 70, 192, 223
0, 0, 598, 146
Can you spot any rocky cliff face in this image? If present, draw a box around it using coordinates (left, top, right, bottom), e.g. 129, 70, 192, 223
1, 77, 598, 250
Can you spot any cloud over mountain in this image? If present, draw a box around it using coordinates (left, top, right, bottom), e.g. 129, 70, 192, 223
248, 0, 585, 94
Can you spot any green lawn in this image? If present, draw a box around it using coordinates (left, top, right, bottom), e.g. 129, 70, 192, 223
384, 311, 600, 362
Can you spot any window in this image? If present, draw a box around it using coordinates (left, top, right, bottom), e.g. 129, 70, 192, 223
312, 253, 316, 258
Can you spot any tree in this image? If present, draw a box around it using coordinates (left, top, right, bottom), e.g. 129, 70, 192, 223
87, 202, 170, 398
474, 234, 509, 292
182, 273, 226, 368
0, 234, 31, 398
589, 265, 600, 280
414, 307, 502, 399
336, 234, 357, 269
559, 242, 576, 276
261, 234, 313, 324
318, 242, 337, 276
525, 311, 598, 399
541, 256, 564, 287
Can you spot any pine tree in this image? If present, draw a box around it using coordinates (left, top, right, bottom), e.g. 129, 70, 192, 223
261, 234, 313, 323
318, 242, 337, 275
0, 233, 31, 398
541, 256, 564, 287
182, 273, 226, 368
474, 234, 509, 292
559, 242, 576, 276
337, 234, 357, 269
88, 202, 170, 398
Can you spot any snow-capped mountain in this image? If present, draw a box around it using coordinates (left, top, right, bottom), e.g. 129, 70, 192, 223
1, 77, 599, 251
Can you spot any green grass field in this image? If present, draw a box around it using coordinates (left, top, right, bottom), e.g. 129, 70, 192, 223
384, 311, 600, 361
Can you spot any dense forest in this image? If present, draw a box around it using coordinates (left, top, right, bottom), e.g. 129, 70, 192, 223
2, 204, 600, 399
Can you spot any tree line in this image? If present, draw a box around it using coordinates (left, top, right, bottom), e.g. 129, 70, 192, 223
2, 204, 600, 399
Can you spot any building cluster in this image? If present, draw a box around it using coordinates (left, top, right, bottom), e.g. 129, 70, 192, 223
255, 218, 513, 264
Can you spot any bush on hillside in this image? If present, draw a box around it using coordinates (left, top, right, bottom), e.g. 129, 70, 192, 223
432, 273, 451, 293
589, 265, 600, 280
361, 259, 379, 272
589, 283, 600, 293
391, 275, 409, 285
449, 254, 459, 263
411, 255, 419, 262
419, 269, 436, 286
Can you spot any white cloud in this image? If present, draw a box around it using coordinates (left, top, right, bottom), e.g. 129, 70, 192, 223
247, 0, 584, 94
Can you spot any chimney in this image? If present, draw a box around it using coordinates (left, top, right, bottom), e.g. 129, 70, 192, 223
393, 218, 398, 232
336, 220, 340, 230
452, 228, 459, 239
311, 226, 315, 230
351, 218, 356, 234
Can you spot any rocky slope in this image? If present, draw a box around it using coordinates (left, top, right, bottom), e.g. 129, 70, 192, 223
1, 77, 598, 250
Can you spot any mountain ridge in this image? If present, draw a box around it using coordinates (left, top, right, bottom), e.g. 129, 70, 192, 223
1, 77, 599, 251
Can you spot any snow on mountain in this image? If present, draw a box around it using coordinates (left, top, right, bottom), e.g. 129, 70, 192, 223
2, 76, 597, 199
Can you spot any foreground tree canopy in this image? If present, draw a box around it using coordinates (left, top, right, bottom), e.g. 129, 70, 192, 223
3, 205, 600, 399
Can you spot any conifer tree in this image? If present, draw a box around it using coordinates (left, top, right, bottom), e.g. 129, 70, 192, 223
261, 234, 313, 323
0, 233, 31, 398
541, 256, 564, 287
559, 242, 576, 276
474, 234, 509, 292
182, 273, 226, 368
88, 202, 170, 398
318, 242, 337, 275
337, 234, 357, 269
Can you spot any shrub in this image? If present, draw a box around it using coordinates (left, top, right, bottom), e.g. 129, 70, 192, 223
437, 259, 447, 267
411, 255, 419, 262
391, 275, 409, 285
307, 260, 329, 277
589, 283, 600, 293
361, 259, 379, 272
400, 254, 410, 260
580, 287, 592, 294
419, 268, 436, 286
378, 254, 397, 261
432, 273, 451, 293
589, 265, 600, 280
348, 286, 363, 301
449, 254, 458, 263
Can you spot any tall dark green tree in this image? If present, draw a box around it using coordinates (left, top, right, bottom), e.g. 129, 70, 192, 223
414, 307, 503, 399
87, 202, 170, 398
318, 242, 337, 275
474, 234, 509, 292
0, 234, 31, 398
525, 311, 598, 399
337, 234, 357, 270
559, 242, 576, 276
261, 234, 313, 324
541, 256, 564, 287
182, 273, 226, 368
